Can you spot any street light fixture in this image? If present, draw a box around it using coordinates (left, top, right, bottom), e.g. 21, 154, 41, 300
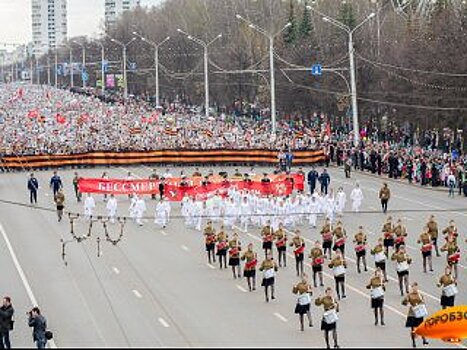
307, 4, 375, 146
72, 41, 87, 88
107, 36, 137, 100
177, 28, 222, 118
235, 14, 291, 135
132, 31, 170, 108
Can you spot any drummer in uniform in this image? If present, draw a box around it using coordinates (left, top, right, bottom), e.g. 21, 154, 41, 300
321, 218, 333, 259
371, 238, 388, 282
289, 229, 306, 277
292, 274, 313, 331
417, 227, 433, 273
332, 221, 346, 258
437, 266, 457, 309
440, 235, 460, 279
393, 218, 408, 250
381, 216, 394, 256
241, 243, 258, 292
315, 287, 340, 349
353, 226, 368, 273
402, 282, 429, 348
216, 225, 229, 269
204, 220, 217, 264
391, 245, 412, 296
366, 268, 386, 326
309, 240, 325, 287
328, 250, 347, 300
261, 220, 274, 259
274, 223, 288, 267
442, 220, 458, 243
228, 233, 242, 279
426, 215, 440, 257
259, 256, 279, 302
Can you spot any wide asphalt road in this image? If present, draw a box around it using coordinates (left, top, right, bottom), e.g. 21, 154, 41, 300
0, 164, 465, 348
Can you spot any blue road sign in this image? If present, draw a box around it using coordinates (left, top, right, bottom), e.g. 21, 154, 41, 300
102, 60, 109, 73
311, 64, 322, 76
82, 70, 89, 82
129, 62, 137, 71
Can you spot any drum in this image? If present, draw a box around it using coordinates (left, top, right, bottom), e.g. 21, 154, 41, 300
298, 293, 311, 306
413, 304, 428, 319
443, 284, 458, 297
263, 268, 275, 279
323, 309, 339, 324
374, 252, 386, 263
333, 265, 346, 277
396, 261, 409, 272
371, 286, 385, 299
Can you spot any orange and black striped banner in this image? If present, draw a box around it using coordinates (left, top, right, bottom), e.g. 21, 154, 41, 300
0, 149, 325, 169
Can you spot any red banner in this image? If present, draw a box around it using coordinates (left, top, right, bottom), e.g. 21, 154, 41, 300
78, 173, 304, 201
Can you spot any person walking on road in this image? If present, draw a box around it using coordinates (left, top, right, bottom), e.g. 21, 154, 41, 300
392, 245, 412, 296
293, 274, 313, 331
315, 287, 340, 349
54, 188, 65, 222
437, 266, 457, 310
309, 240, 325, 288
366, 268, 386, 326
216, 227, 229, 269
371, 238, 388, 282
290, 230, 306, 277
72, 172, 82, 202
447, 172, 456, 198
27, 173, 39, 205
378, 183, 390, 213
274, 223, 287, 267
27, 307, 48, 349
417, 228, 433, 273
259, 256, 278, 302
353, 226, 368, 273
0, 296, 14, 349
402, 283, 429, 348
204, 221, 217, 264
318, 169, 331, 195
307, 167, 318, 195
49, 171, 62, 197
228, 233, 242, 279
241, 243, 257, 292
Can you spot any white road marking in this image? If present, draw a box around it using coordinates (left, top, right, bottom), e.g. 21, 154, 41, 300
160, 231, 168, 236
206, 263, 216, 269
273, 312, 288, 322
0, 222, 58, 348
236, 285, 248, 293
132, 289, 143, 298
181, 245, 190, 252
158, 317, 170, 328
112, 267, 120, 274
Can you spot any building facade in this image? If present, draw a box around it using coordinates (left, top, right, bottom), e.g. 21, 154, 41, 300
105, 0, 141, 29
31, 0, 68, 56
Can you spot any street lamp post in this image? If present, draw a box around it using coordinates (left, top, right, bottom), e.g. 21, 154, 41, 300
307, 4, 374, 146
54, 49, 58, 88
108, 37, 137, 100
177, 29, 222, 118
97, 42, 106, 95
64, 44, 74, 88
235, 15, 291, 135
73, 41, 86, 88
132, 31, 170, 108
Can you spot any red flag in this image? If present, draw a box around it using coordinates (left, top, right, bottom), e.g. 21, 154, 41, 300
55, 113, 66, 124
27, 110, 39, 119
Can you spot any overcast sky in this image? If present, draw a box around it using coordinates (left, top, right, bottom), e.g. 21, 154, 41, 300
0, 0, 162, 47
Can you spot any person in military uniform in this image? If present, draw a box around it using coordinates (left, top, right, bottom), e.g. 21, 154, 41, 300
437, 266, 457, 309
371, 238, 388, 282
417, 227, 433, 273
402, 282, 429, 348
261, 220, 274, 259
274, 223, 287, 267
381, 216, 394, 256
216, 225, 229, 269
426, 215, 440, 257
309, 240, 325, 287
259, 256, 279, 302
353, 226, 368, 273
72, 172, 82, 202
442, 220, 458, 243
315, 287, 340, 349
54, 188, 65, 222
393, 218, 408, 250
289, 230, 306, 277
204, 221, 217, 264
293, 274, 313, 331
228, 233, 242, 279
329, 250, 347, 300
149, 169, 160, 200
332, 221, 346, 258
321, 218, 333, 259
440, 235, 460, 279
378, 183, 391, 213
366, 268, 386, 326
241, 243, 258, 292
391, 245, 412, 296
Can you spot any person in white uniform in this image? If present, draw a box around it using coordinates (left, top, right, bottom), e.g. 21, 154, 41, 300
106, 194, 118, 223
335, 187, 347, 216
84, 193, 96, 220
129, 194, 138, 220
134, 196, 147, 226
308, 195, 320, 228
350, 183, 364, 213
154, 198, 171, 228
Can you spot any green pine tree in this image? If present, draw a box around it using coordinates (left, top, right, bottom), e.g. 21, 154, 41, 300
299, 0, 312, 38
283, 0, 298, 45
338, 1, 356, 29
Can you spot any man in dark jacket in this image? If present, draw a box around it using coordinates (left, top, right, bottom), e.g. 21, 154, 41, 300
0, 296, 14, 349
28, 307, 47, 349
49, 171, 63, 197
318, 169, 331, 195
307, 168, 318, 195
27, 173, 39, 204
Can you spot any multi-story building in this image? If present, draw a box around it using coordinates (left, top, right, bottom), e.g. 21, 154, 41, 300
105, 0, 141, 29
31, 0, 68, 56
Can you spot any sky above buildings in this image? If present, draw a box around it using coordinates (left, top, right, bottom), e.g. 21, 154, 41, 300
0, 0, 163, 47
